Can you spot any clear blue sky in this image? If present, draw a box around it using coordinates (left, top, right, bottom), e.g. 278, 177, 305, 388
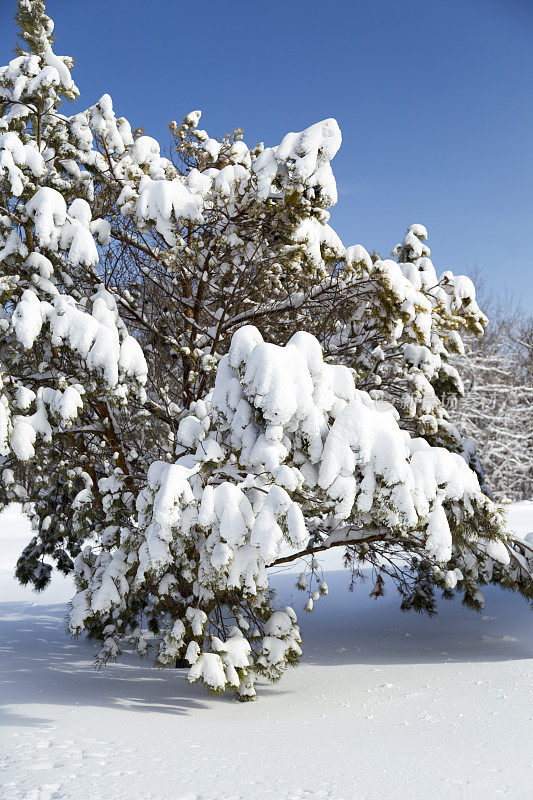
1, 0, 531, 310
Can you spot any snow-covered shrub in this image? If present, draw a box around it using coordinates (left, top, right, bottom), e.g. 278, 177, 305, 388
2, 0, 532, 699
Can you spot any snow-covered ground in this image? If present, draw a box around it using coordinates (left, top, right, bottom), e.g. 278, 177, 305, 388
1, 502, 532, 800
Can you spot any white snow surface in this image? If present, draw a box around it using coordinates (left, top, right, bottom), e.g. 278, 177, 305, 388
0, 501, 532, 800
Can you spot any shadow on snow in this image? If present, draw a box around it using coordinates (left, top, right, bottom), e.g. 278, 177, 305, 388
1, 570, 532, 725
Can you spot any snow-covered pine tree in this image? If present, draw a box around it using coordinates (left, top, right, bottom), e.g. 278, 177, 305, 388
0, 0, 147, 586
2, 0, 533, 699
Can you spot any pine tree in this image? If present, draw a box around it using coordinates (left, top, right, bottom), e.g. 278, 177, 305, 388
0, 0, 147, 586
2, 1, 532, 699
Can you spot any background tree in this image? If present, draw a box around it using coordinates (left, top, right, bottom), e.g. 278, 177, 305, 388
447, 285, 533, 501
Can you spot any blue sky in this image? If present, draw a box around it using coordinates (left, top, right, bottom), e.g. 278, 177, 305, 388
1, 0, 531, 310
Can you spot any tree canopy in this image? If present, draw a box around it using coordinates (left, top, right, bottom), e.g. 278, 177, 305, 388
1, 0, 532, 699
